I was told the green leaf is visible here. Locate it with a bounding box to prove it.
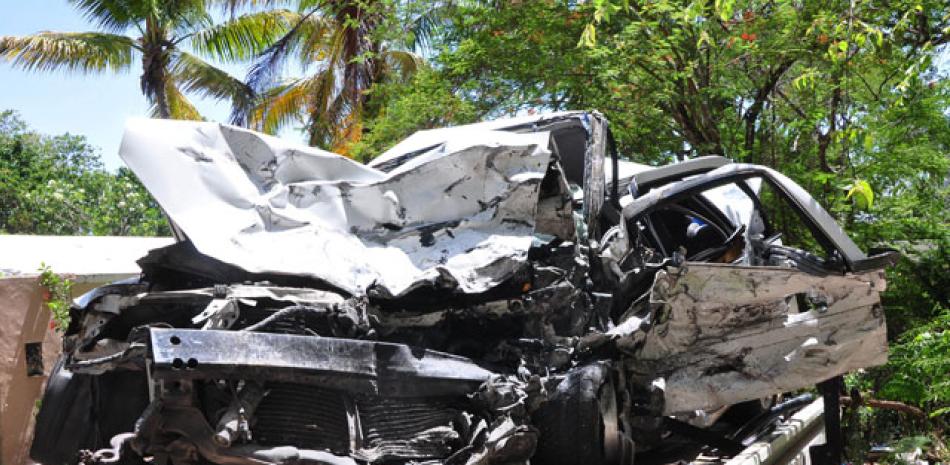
[593,0,622,23]
[846,179,874,210]
[696,30,712,49]
[929,406,949,419]
[578,23,597,48]
[793,69,818,89]
[715,0,735,22]
[39,263,73,332]
[827,43,840,61]
[863,133,875,152]
[838,40,849,52]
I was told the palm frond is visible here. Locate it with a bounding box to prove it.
[296,0,328,12]
[307,66,347,148]
[170,51,254,124]
[169,4,217,38]
[295,14,335,68]
[250,77,312,134]
[309,64,339,116]
[0,32,137,74]
[244,2,422,150]
[67,0,142,32]
[154,78,203,120]
[207,0,287,16]
[329,107,362,155]
[245,10,324,94]
[402,2,452,53]
[189,9,300,63]
[381,49,423,81]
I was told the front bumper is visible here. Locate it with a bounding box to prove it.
[149,328,494,398]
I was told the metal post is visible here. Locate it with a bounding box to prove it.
[810,376,844,465]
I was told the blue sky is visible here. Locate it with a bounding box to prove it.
[0,2,255,170]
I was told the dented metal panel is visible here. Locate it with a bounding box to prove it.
[120,119,552,298]
[367,111,583,171]
[632,263,887,414]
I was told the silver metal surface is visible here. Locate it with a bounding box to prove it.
[120,119,553,298]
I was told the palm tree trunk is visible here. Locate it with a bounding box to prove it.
[142,48,171,119]
[141,17,171,119]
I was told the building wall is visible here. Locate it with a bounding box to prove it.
[0,277,112,465]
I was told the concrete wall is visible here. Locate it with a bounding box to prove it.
[0,235,173,465]
[0,277,105,465]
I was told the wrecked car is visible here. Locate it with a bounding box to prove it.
[31,112,897,465]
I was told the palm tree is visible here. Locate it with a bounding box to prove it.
[0,0,296,120]
[240,0,423,152]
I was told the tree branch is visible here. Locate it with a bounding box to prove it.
[775,87,808,119]
[840,396,926,418]
[817,83,841,173]
[744,58,795,155]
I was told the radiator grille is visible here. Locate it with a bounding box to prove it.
[251,383,461,462]
[357,398,460,461]
[253,383,350,454]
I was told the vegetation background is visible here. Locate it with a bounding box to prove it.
[1,0,947,460]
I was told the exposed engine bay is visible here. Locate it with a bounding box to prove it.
[31,112,898,465]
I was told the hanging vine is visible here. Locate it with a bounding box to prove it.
[38,264,73,332]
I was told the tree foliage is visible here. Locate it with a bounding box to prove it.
[349,68,479,161]
[0,110,169,236]
[237,0,424,153]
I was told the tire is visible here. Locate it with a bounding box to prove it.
[30,356,96,465]
[31,356,150,465]
[532,363,633,465]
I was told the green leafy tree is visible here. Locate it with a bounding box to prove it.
[349,68,479,161]
[0,0,294,119]
[0,110,169,236]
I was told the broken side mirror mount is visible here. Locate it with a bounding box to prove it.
[849,249,901,273]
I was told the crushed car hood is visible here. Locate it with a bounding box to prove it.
[119,118,552,298]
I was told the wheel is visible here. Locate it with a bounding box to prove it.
[31,356,96,465]
[31,356,149,465]
[532,363,634,465]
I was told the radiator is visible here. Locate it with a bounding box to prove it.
[252,383,461,462]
